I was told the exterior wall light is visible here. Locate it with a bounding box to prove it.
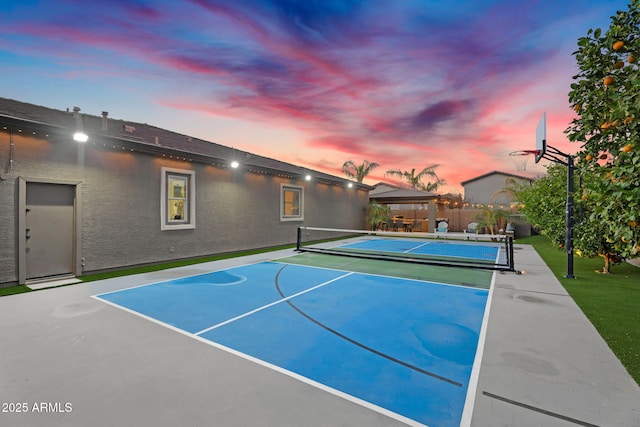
[305,174,312,181]
[230,161,239,168]
[72,106,88,143]
[73,132,88,142]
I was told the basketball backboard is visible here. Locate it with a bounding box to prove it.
[535,112,546,163]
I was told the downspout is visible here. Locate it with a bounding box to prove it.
[0,128,14,180]
[8,128,14,173]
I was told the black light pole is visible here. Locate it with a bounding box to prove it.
[542,146,576,279]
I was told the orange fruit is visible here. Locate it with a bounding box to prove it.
[613,41,624,51]
[585,154,593,161]
[581,194,588,201]
[621,144,634,152]
[628,54,635,63]
[603,76,614,86]
[614,61,624,69]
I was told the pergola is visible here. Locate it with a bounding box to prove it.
[369,187,452,232]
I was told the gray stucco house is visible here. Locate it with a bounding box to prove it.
[461,171,532,208]
[0,97,370,286]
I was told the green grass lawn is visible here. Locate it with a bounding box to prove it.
[520,235,640,386]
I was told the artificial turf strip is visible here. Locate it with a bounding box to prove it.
[0,285,32,297]
[522,235,640,386]
[77,244,296,282]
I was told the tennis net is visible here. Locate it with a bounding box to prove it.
[296,227,516,272]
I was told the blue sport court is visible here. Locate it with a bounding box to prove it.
[95,236,497,427]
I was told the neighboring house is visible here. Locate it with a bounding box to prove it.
[461,171,532,208]
[368,182,400,196]
[0,98,370,286]
[461,171,535,237]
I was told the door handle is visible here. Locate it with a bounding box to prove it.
[26,228,31,239]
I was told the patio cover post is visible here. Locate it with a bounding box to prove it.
[428,200,437,233]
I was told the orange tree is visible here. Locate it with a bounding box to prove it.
[566,0,640,267]
[516,164,624,273]
[516,164,569,246]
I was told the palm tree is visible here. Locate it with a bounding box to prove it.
[475,206,510,235]
[342,160,380,183]
[385,164,445,191]
[366,201,391,230]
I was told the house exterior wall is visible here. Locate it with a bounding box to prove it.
[0,174,15,283]
[0,132,368,285]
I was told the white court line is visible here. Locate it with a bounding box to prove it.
[91,292,427,426]
[189,333,430,427]
[91,262,493,427]
[402,241,432,253]
[193,271,354,336]
[459,270,497,426]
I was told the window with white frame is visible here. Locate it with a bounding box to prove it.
[161,167,196,230]
[280,184,303,221]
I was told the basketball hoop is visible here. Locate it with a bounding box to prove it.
[509,150,539,171]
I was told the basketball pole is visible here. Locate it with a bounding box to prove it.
[541,145,576,279]
[565,153,575,279]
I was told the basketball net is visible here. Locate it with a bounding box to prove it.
[509,150,539,171]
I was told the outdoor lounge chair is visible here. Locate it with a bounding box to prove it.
[436,221,449,237]
[465,222,480,240]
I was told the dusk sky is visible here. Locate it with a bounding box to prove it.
[0,0,630,194]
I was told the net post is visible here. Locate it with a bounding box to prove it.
[296,227,302,252]
[507,235,515,272]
